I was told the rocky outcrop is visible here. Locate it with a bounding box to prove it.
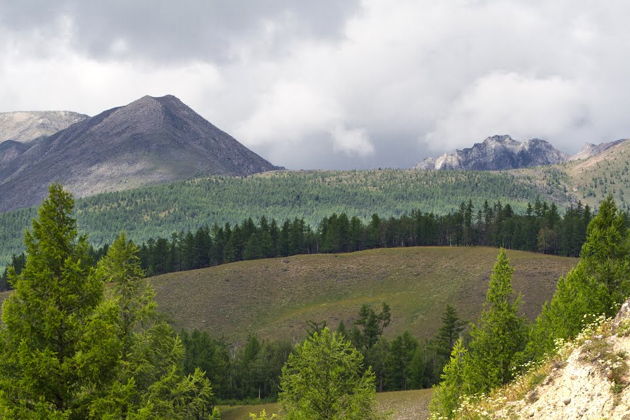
[487,299,630,419]
[416,135,567,171]
[0,111,87,143]
[0,95,280,212]
[569,139,628,161]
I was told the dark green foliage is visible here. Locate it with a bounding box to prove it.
[0,198,595,281]
[462,250,528,393]
[0,184,112,418]
[351,303,391,353]
[180,330,293,402]
[525,195,630,361]
[0,168,576,267]
[279,328,378,420]
[0,186,215,418]
[431,305,466,377]
[429,250,527,418]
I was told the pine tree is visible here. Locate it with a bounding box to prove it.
[92,233,216,418]
[461,249,527,394]
[433,305,465,359]
[280,328,377,420]
[0,184,120,418]
[428,338,468,419]
[93,232,155,356]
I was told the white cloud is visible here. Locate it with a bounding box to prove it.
[425,72,587,150]
[331,125,374,156]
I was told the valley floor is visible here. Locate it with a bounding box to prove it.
[220,388,433,420]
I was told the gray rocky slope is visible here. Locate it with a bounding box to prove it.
[416,135,567,170]
[569,138,628,161]
[0,111,88,143]
[0,95,279,212]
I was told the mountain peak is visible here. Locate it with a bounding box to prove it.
[416,135,567,170]
[0,96,279,212]
[483,134,516,144]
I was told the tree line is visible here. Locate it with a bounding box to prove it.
[0,198,595,290]
[138,199,593,277]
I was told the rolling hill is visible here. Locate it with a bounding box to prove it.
[148,246,577,344]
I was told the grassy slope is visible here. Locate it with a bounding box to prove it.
[150,246,577,344]
[220,389,433,420]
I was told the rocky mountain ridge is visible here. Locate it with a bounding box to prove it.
[417,135,628,171]
[568,138,628,161]
[0,95,279,212]
[416,135,567,171]
[0,110,88,143]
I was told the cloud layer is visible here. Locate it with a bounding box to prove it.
[1,0,630,169]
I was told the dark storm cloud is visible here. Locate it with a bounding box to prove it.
[0,0,360,62]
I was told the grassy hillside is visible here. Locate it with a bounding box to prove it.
[0,168,575,267]
[149,246,576,344]
[221,389,433,420]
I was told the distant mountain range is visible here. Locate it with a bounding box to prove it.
[416,135,626,171]
[0,95,279,212]
[0,111,88,143]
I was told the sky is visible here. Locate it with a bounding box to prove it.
[1,0,630,170]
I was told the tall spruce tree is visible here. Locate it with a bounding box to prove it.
[0,184,120,418]
[91,232,215,418]
[432,305,465,377]
[462,249,527,394]
[0,186,215,418]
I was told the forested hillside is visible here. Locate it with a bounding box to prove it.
[0,169,574,267]
[1,139,628,269]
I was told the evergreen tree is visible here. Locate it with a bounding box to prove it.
[351,302,391,353]
[526,196,630,360]
[0,184,119,418]
[429,339,468,419]
[433,305,465,360]
[462,250,527,394]
[279,328,377,420]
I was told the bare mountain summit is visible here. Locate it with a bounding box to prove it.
[0,110,87,143]
[0,95,279,212]
[416,135,567,170]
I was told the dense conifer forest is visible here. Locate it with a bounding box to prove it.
[1,199,594,289]
[0,169,575,267]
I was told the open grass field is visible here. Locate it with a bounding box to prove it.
[220,388,433,420]
[150,246,577,344]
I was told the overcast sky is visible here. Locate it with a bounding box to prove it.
[1,0,630,169]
